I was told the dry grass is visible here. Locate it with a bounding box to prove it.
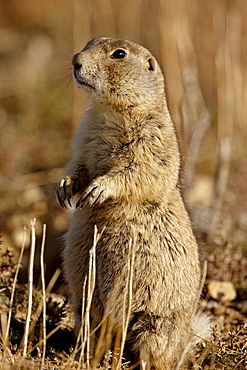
[0,223,247,369]
[0,0,247,369]
[0,225,134,369]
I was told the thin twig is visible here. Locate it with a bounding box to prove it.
[26,324,63,356]
[174,341,192,370]
[40,224,47,370]
[45,268,61,294]
[22,219,36,357]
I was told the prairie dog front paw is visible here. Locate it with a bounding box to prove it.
[56,176,81,208]
[76,178,115,208]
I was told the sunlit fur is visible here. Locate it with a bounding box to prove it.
[57,37,200,369]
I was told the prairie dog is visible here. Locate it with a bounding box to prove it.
[56,37,200,369]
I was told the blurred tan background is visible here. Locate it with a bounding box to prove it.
[0,0,246,282]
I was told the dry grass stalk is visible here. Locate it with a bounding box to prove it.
[77,276,89,367]
[2,226,26,359]
[115,238,135,370]
[40,224,46,370]
[27,268,61,340]
[92,236,137,370]
[69,276,87,368]
[45,268,61,295]
[175,341,192,370]
[78,225,97,368]
[67,225,100,368]
[1,223,62,367]
[92,313,109,368]
[85,226,97,368]
[22,219,37,357]
[24,268,61,356]
[0,313,7,349]
[26,323,63,357]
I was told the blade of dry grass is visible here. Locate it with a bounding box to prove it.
[27,267,61,339]
[78,225,97,368]
[67,225,104,369]
[69,276,87,368]
[40,224,46,370]
[24,268,61,358]
[2,226,26,359]
[26,323,63,357]
[86,225,97,367]
[0,313,8,348]
[92,313,109,368]
[115,237,135,370]
[22,219,36,357]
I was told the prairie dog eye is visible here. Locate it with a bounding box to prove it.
[111,49,127,60]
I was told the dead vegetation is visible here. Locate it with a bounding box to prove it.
[0,0,247,368]
[0,221,246,369]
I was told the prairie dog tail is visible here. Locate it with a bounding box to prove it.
[191,309,212,346]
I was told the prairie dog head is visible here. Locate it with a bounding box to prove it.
[72,37,166,110]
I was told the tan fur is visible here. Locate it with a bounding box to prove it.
[56,37,200,369]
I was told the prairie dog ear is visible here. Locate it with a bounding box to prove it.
[147,57,156,71]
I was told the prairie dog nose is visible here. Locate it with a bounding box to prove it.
[72,53,82,70]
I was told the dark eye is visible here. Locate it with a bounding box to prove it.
[111,49,126,60]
